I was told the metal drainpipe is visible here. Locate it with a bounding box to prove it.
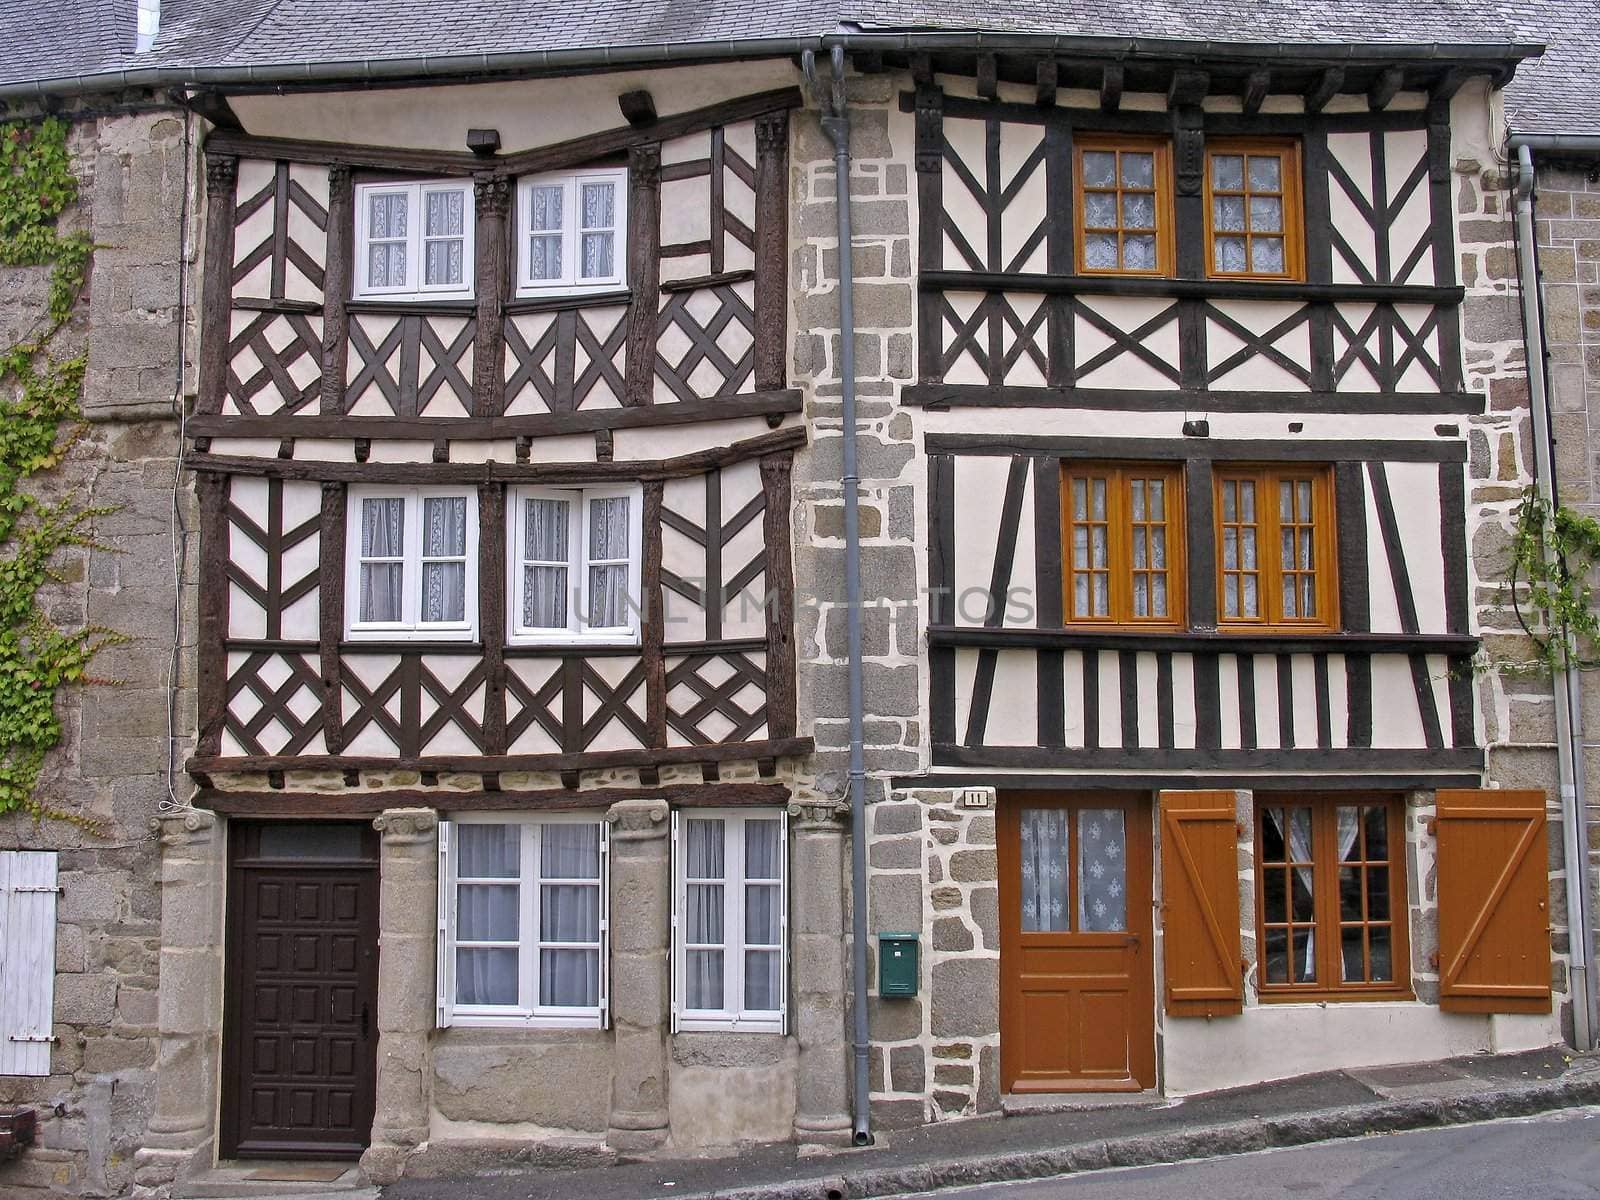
[804,44,874,1147]
[1513,141,1596,1051]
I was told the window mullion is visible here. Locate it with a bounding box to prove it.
[729,817,746,1024]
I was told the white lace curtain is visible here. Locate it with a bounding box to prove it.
[421,496,466,623]
[359,497,405,622]
[1020,809,1069,932]
[684,819,726,1010]
[743,820,781,1012]
[586,496,630,627]
[580,181,615,278]
[523,497,570,629]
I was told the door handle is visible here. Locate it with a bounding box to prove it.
[360,1003,370,1040]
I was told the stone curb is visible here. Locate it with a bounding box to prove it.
[691,1070,1600,1200]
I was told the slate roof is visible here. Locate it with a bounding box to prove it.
[3,0,1594,135]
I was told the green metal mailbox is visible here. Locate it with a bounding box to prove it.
[877,932,919,997]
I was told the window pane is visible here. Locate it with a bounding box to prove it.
[1214,194,1246,232]
[1339,865,1363,923]
[1082,151,1116,187]
[542,823,601,879]
[1261,808,1288,862]
[745,883,780,945]
[1342,926,1366,984]
[1120,152,1154,187]
[1072,524,1088,568]
[581,232,614,280]
[686,950,724,1010]
[529,233,563,280]
[1212,154,1245,190]
[1292,929,1317,983]
[362,497,405,557]
[526,497,570,561]
[525,565,568,628]
[1084,192,1118,228]
[456,947,517,1005]
[530,184,563,231]
[1263,868,1287,922]
[458,823,519,877]
[687,818,725,876]
[687,883,724,942]
[1019,808,1069,932]
[1122,192,1155,230]
[370,192,407,239]
[359,562,403,622]
[256,825,365,859]
[458,884,518,940]
[1264,931,1289,984]
[1362,805,1389,861]
[424,238,464,286]
[745,819,781,879]
[1084,232,1118,269]
[540,948,598,1007]
[367,241,406,288]
[540,884,599,941]
[1214,236,1247,272]
[581,182,615,229]
[1251,237,1286,273]
[424,496,467,557]
[1249,195,1284,233]
[745,949,781,1011]
[587,564,628,627]
[1368,924,1394,982]
[1124,234,1157,270]
[589,496,630,559]
[1248,154,1282,191]
[1077,808,1127,932]
[426,189,464,237]
[421,561,465,622]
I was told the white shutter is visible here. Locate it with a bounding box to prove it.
[778,816,790,1037]
[598,820,611,1029]
[0,851,58,1076]
[435,821,453,1029]
[669,809,680,1034]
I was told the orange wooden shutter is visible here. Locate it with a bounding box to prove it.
[1436,789,1552,1014]
[1160,790,1243,1016]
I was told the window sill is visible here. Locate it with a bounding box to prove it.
[676,1016,784,1034]
[447,1014,605,1030]
[506,288,632,314]
[345,628,479,644]
[1254,988,1415,1006]
[506,633,642,649]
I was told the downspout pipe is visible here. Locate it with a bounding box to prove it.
[1513,140,1597,1051]
[804,44,873,1147]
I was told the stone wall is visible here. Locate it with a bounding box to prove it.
[0,104,196,1198]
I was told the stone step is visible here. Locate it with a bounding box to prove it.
[172,1162,372,1199]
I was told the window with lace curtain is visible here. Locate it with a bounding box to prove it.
[353,180,475,300]
[1255,796,1410,1000]
[1204,139,1305,280]
[508,484,641,644]
[345,486,478,640]
[672,810,787,1033]
[515,169,628,296]
[435,814,608,1029]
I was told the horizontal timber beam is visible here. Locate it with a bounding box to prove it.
[926,626,1478,656]
[902,384,1480,416]
[923,433,1467,463]
[920,270,1464,306]
[899,771,1485,792]
[188,424,807,482]
[187,390,802,443]
[198,782,792,815]
[187,735,814,778]
[930,745,1484,772]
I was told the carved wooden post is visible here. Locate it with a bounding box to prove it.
[479,483,508,754]
[473,173,511,418]
[197,154,237,417]
[914,87,945,387]
[195,470,230,758]
[642,480,667,748]
[753,110,790,392]
[624,143,662,407]
[319,480,346,753]
[760,451,797,738]
[321,162,353,414]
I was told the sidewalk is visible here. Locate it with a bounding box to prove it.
[381,1047,1600,1200]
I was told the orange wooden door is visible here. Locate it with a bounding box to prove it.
[998,793,1154,1093]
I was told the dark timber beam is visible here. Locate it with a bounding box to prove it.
[1100,64,1124,113]
[1368,67,1405,112]
[1168,69,1210,108]
[1035,59,1059,108]
[852,50,885,75]
[618,89,657,126]
[1242,69,1270,116]
[1431,68,1471,102]
[911,52,934,87]
[976,54,999,100]
[1305,67,1346,113]
[182,89,241,130]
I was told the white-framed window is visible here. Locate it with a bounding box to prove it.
[508,484,641,645]
[515,169,627,296]
[672,810,787,1033]
[353,180,475,300]
[346,486,479,640]
[436,814,609,1029]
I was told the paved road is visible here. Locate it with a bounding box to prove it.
[916,1108,1600,1200]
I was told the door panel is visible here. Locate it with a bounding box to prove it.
[999,793,1154,1093]
[223,823,380,1159]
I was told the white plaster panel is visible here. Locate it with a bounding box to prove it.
[955,648,979,743]
[1097,650,1121,750]
[1363,470,1403,634]
[1063,650,1085,748]
[951,456,1012,626]
[1326,132,1376,285]
[1204,300,1312,392]
[1327,653,1350,750]
[506,659,563,755]
[1170,653,1197,750]
[941,117,988,271]
[1073,297,1181,389]
[1135,651,1159,749]
[1217,654,1241,750]
[1331,303,1383,392]
[941,291,989,385]
[998,124,1047,274]
[613,417,772,461]
[984,650,1038,746]
[1290,653,1319,749]
[1252,655,1281,751]
[1368,655,1426,748]
[1385,461,1447,633]
[1395,304,1443,391]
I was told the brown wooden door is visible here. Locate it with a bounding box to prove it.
[222,823,380,1159]
[998,793,1154,1093]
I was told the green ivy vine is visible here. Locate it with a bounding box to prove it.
[0,115,126,823]
[1506,484,1600,673]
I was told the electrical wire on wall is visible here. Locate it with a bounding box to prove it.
[159,104,195,814]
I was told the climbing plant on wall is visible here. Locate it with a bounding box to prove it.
[0,115,126,822]
[1505,484,1600,673]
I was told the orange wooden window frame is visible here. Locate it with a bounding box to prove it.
[1203,137,1306,281]
[1073,135,1176,277]
[1061,463,1186,630]
[1254,795,1411,1002]
[1213,465,1337,632]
